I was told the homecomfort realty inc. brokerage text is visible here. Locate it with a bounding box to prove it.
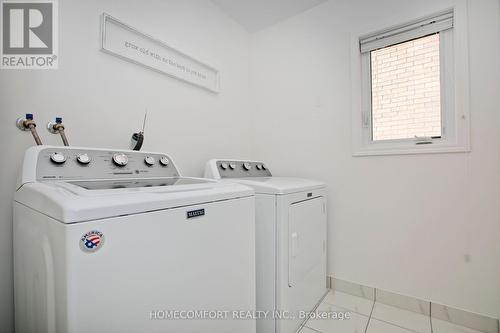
[149,309,352,321]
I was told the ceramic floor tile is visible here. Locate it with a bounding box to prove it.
[305,302,369,333]
[298,326,321,333]
[432,318,488,333]
[371,302,431,333]
[322,290,374,316]
[367,318,417,333]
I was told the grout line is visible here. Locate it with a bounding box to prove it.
[303,326,322,333]
[320,299,369,318]
[370,292,424,333]
[368,317,421,333]
[363,287,376,333]
[319,291,372,318]
[300,291,330,333]
[305,298,373,333]
[369,306,430,333]
[429,302,433,333]
[364,296,376,333]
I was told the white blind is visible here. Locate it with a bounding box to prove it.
[359,10,453,53]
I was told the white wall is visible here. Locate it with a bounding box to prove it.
[0,0,252,331]
[250,0,500,318]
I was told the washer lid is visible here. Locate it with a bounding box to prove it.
[228,177,325,195]
[14,177,254,223]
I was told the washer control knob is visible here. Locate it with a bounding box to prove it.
[112,153,128,167]
[76,153,91,165]
[256,164,263,170]
[144,156,155,166]
[220,162,229,170]
[159,156,169,166]
[50,152,66,164]
[243,162,252,171]
[229,163,236,170]
[262,164,267,170]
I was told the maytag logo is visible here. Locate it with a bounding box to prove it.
[1,0,58,69]
[186,208,205,219]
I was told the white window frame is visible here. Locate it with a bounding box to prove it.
[351,6,471,156]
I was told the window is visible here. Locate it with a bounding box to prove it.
[352,8,470,156]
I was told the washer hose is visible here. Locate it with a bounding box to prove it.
[28,123,43,145]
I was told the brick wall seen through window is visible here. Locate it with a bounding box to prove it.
[370,34,442,141]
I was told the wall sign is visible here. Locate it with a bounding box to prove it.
[100,13,220,93]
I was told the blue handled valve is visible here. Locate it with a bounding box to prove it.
[16,113,43,145]
[47,117,69,146]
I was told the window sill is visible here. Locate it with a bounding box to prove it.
[352,142,470,157]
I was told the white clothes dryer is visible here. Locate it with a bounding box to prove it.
[205,159,328,333]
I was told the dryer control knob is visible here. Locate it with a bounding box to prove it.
[229,163,236,170]
[76,153,91,165]
[144,156,155,166]
[220,162,229,170]
[112,153,128,167]
[243,162,252,171]
[261,164,267,170]
[50,152,66,164]
[256,164,262,170]
[159,156,169,166]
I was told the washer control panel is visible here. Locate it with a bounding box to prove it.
[216,160,271,178]
[35,147,179,181]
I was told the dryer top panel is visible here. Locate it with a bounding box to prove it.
[229,177,325,195]
[204,159,325,195]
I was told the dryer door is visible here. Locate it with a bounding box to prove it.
[288,196,326,287]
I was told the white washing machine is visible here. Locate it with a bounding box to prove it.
[14,146,256,333]
[205,160,327,333]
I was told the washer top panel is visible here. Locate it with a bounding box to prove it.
[30,146,180,182]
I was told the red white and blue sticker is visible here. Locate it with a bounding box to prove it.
[79,230,105,253]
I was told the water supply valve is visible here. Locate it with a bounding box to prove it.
[47,117,69,146]
[47,117,64,133]
[16,114,43,145]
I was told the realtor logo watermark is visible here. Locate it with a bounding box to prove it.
[1,0,58,69]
